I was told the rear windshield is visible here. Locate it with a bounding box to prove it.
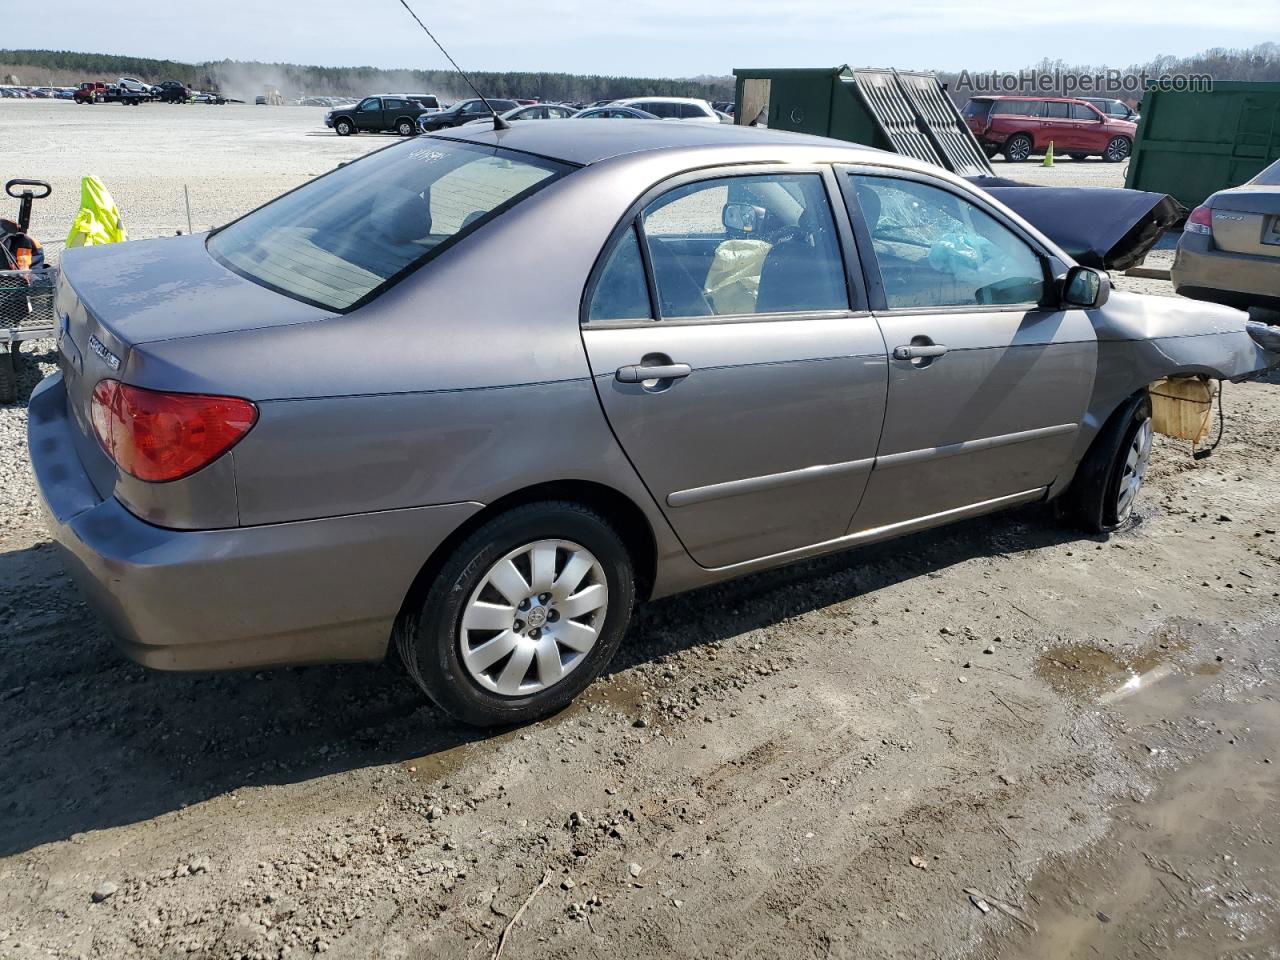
[208,139,571,311]
[1253,158,1280,186]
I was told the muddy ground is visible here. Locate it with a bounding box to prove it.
[1,102,1278,960]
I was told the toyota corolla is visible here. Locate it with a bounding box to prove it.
[28,121,1280,726]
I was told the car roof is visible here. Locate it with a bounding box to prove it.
[617,96,710,104]
[974,95,1089,103]
[430,118,881,166]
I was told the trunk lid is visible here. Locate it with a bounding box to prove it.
[1210,188,1280,259]
[54,234,331,502]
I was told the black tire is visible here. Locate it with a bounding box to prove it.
[1061,393,1153,534]
[398,501,636,728]
[981,143,999,159]
[396,118,415,136]
[1103,136,1131,163]
[1003,133,1034,162]
[0,348,16,404]
[334,117,354,136]
[1069,153,1089,161]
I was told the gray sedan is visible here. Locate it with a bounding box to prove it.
[29,121,1280,726]
[1173,157,1280,310]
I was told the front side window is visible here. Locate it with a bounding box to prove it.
[209,139,572,311]
[1070,102,1098,120]
[357,97,380,112]
[678,103,708,118]
[638,173,848,318]
[850,175,1047,309]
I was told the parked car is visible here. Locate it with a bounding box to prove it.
[573,106,660,120]
[962,96,1137,162]
[612,96,720,122]
[72,82,108,104]
[326,95,441,136]
[416,98,520,132]
[154,80,191,103]
[30,123,1280,728]
[1081,96,1139,124]
[1172,157,1280,310]
[53,87,75,100]
[461,103,578,126]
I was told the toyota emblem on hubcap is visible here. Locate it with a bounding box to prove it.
[526,607,548,629]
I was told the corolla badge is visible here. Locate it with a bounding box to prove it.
[87,333,121,371]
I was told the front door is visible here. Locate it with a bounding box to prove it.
[354,97,383,131]
[838,168,1097,532]
[581,168,888,569]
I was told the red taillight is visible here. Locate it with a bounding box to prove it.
[1185,205,1213,236]
[90,379,257,483]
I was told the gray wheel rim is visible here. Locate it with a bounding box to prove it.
[1106,138,1130,161]
[460,539,608,697]
[1008,137,1031,161]
[1116,419,1153,520]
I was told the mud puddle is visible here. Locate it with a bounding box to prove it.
[986,623,1280,959]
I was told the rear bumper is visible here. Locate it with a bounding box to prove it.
[28,373,483,671]
[1173,233,1280,309]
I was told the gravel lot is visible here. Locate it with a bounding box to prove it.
[1,100,1278,960]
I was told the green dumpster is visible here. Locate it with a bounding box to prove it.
[732,65,993,177]
[1125,81,1280,209]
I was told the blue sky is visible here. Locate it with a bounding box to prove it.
[5,0,1273,75]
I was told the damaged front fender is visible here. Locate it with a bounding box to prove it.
[1050,291,1280,495]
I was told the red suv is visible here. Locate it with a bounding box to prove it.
[962,96,1137,163]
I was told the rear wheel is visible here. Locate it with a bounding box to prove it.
[1003,133,1033,162]
[1103,136,1131,162]
[398,502,635,727]
[1062,393,1153,533]
[396,118,415,136]
[334,117,353,136]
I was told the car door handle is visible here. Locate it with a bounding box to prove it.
[893,344,948,361]
[615,363,692,383]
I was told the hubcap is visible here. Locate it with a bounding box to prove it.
[460,539,608,697]
[1116,419,1153,521]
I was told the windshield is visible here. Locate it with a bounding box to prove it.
[209,139,571,311]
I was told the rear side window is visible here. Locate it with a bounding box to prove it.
[209,139,572,311]
[639,173,847,318]
[962,100,992,118]
[385,99,404,111]
[640,102,678,118]
[991,100,1036,116]
[588,226,652,321]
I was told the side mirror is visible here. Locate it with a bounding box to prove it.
[1062,265,1109,309]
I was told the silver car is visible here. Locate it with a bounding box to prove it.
[1172,157,1280,311]
[29,121,1280,726]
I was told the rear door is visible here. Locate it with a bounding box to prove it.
[580,167,888,569]
[838,167,1096,531]
[1037,101,1074,151]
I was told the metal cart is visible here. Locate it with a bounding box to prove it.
[1,179,58,403]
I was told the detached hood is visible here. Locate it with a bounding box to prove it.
[969,177,1185,272]
[60,233,332,347]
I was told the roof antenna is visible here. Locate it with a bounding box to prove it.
[395,0,509,130]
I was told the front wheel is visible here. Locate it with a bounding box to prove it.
[334,118,353,136]
[1062,393,1153,533]
[398,502,635,727]
[1003,133,1034,162]
[1103,136,1131,162]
